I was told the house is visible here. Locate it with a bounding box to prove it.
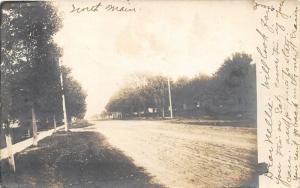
[109,112,123,119]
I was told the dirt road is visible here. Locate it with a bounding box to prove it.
[1,120,257,188]
[92,120,257,188]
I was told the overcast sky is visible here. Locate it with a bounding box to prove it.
[54,0,256,117]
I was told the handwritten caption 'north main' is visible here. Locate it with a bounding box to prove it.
[70,1,136,14]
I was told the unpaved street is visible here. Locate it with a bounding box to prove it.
[1,120,257,188]
[92,120,257,188]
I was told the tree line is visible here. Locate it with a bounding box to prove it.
[1,2,86,170]
[105,53,256,120]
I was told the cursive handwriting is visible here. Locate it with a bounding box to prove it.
[70,2,136,14]
[255,0,300,187]
[254,1,289,19]
[70,3,102,13]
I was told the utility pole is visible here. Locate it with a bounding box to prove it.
[161,85,165,118]
[162,57,173,119]
[59,59,69,131]
[162,88,165,118]
[167,77,173,118]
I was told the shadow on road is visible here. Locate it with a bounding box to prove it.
[1,131,163,188]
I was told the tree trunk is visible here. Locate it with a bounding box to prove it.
[27,128,31,137]
[4,123,16,172]
[53,114,56,132]
[32,106,38,146]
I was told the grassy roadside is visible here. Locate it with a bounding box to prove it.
[1,129,163,188]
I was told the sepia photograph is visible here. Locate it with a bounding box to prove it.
[0,0,299,188]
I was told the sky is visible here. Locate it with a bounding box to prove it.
[53,0,256,118]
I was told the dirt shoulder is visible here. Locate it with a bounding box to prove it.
[1,130,163,188]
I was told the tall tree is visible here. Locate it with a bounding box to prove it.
[213,53,255,116]
[105,53,256,120]
[63,67,87,121]
[1,1,62,170]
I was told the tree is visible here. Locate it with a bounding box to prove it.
[1,1,62,170]
[105,73,169,118]
[105,53,256,120]
[212,53,256,116]
[63,67,87,121]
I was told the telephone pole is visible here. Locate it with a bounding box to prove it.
[59,59,69,131]
[167,77,173,118]
[162,56,173,119]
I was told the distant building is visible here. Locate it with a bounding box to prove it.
[109,112,123,119]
